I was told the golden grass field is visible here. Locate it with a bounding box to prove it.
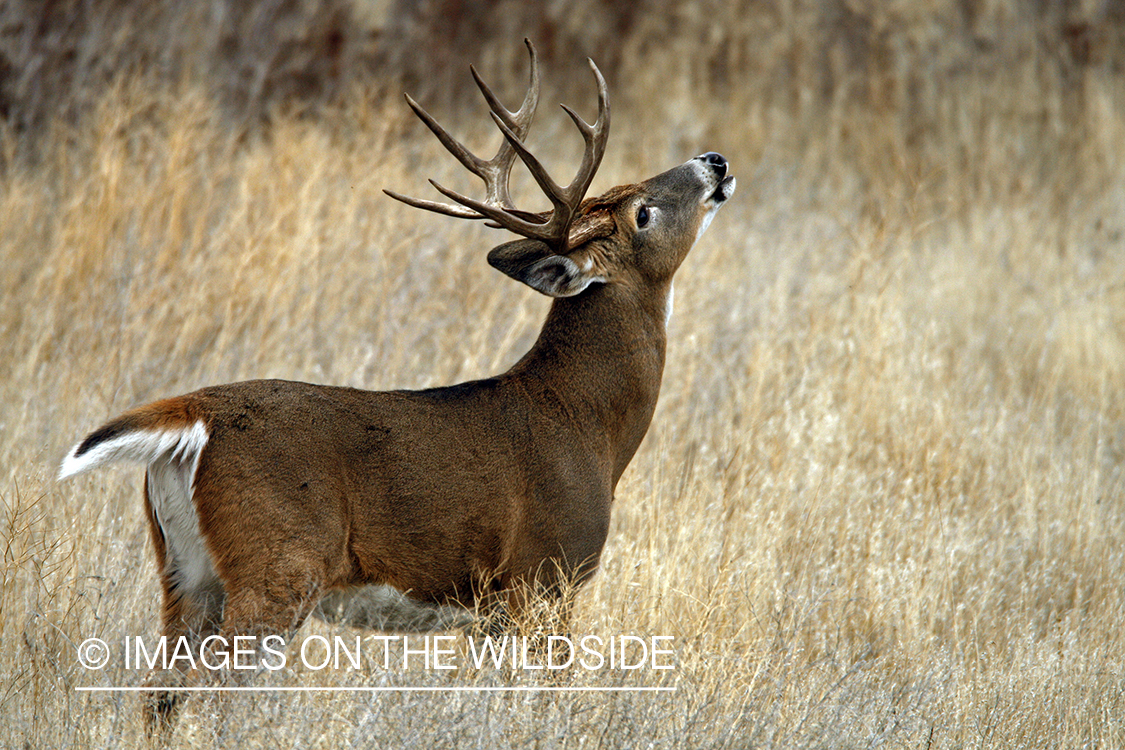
[3,1,1125,747]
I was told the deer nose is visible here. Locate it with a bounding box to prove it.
[698,152,727,178]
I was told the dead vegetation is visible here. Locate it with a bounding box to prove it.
[2,1,1124,747]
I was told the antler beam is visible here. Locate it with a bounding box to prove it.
[385,39,610,252]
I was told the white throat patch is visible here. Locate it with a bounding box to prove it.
[694,207,719,247]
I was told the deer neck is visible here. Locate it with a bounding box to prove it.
[506,281,671,484]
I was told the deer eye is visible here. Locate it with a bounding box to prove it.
[636,205,650,228]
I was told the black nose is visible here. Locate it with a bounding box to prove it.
[700,151,727,177]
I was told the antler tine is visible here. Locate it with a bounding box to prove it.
[381,188,483,219]
[385,42,611,253]
[386,40,541,219]
[471,38,540,139]
[403,94,488,175]
[478,57,611,250]
[559,58,611,210]
[427,179,554,238]
[468,39,540,208]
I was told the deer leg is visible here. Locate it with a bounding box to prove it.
[142,478,225,740]
[145,581,225,739]
[213,562,326,676]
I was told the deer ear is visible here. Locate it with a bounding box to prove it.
[487,240,605,298]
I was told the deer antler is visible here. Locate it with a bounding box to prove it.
[385,39,611,253]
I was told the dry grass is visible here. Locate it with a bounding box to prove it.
[3,2,1125,747]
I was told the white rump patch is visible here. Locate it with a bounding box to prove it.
[59,422,218,594]
[147,448,218,595]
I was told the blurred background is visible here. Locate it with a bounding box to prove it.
[3,0,1122,182]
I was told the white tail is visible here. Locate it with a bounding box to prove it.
[60,40,735,733]
[59,421,207,481]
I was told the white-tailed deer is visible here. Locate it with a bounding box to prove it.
[59,40,734,729]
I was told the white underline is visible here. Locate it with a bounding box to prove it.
[77,686,675,693]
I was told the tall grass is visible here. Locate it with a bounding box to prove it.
[2,1,1124,747]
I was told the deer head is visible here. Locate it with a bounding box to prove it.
[386,39,735,301]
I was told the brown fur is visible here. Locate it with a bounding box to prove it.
[65,152,733,734]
